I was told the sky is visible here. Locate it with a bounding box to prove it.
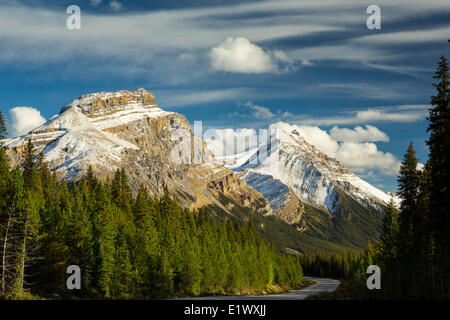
[0,0,449,192]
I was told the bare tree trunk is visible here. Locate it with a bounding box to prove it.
[1,213,11,295]
[18,218,29,296]
[1,201,15,296]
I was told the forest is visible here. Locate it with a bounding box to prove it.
[0,55,447,301]
[301,56,449,300]
[0,138,303,299]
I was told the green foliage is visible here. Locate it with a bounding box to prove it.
[0,142,303,299]
[427,55,450,299]
[303,55,450,300]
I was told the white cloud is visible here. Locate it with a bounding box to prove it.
[330,125,389,143]
[301,59,314,67]
[109,0,123,11]
[270,122,400,176]
[210,37,276,74]
[334,142,400,175]
[9,107,46,137]
[203,128,258,158]
[289,125,339,155]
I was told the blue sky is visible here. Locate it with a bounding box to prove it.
[0,0,449,192]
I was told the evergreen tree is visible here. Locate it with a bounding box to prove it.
[378,199,400,298]
[427,55,450,299]
[0,151,305,299]
[396,142,420,298]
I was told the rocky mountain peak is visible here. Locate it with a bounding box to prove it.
[230,121,398,217]
[60,88,157,117]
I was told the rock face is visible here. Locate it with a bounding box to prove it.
[3,89,270,214]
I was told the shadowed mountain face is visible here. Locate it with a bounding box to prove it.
[2,89,395,252]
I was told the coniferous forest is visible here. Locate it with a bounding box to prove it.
[301,56,450,300]
[0,139,303,299]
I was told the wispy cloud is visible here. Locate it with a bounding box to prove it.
[0,2,336,65]
[240,102,276,119]
[297,105,429,126]
[311,82,427,100]
[353,26,450,45]
[109,1,123,12]
[90,0,102,7]
[1,0,447,74]
[157,88,247,107]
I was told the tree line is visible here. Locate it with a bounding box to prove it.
[0,132,303,299]
[301,56,450,300]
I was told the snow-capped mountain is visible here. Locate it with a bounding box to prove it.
[3,89,270,213]
[4,89,163,179]
[2,89,398,251]
[229,122,398,219]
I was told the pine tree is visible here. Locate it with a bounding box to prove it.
[396,142,420,298]
[427,55,450,299]
[379,199,400,298]
[415,161,433,298]
[23,138,36,188]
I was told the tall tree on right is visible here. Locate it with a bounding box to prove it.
[396,141,420,298]
[427,55,450,299]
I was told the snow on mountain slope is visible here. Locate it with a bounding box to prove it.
[2,89,272,216]
[230,122,398,216]
[4,102,141,179]
[2,89,170,180]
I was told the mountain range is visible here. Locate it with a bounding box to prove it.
[2,89,399,254]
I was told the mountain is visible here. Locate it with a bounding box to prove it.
[229,121,397,216]
[3,89,270,214]
[225,121,399,249]
[2,89,397,253]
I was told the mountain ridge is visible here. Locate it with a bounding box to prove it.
[2,88,397,252]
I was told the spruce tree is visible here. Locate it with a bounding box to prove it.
[379,199,400,298]
[427,55,450,299]
[397,142,420,298]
